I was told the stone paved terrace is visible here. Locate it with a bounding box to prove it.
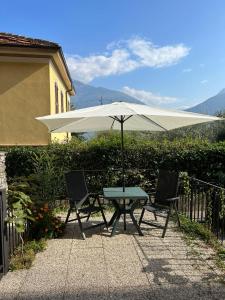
[0,212,224,300]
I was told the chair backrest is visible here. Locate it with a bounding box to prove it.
[155,170,179,206]
[65,170,88,205]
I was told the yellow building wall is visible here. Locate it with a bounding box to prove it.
[0,61,51,145]
[49,63,71,142]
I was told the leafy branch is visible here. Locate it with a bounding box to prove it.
[6,189,34,263]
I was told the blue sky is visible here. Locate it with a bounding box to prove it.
[1,0,225,108]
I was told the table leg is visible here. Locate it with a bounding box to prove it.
[111,212,121,236]
[108,210,118,227]
[108,199,120,227]
[130,211,144,236]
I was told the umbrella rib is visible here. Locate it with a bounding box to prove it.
[124,115,133,122]
[140,115,168,131]
[110,115,133,123]
[110,116,122,122]
[110,118,116,129]
[49,119,84,132]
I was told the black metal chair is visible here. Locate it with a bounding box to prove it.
[139,170,180,238]
[65,170,108,239]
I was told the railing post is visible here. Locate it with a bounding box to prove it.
[212,190,220,239]
[190,178,193,221]
[0,189,9,276]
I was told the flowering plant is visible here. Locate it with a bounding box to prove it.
[29,203,65,239]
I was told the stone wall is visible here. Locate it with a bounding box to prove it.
[0,152,7,189]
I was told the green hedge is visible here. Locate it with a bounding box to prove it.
[4,134,225,197]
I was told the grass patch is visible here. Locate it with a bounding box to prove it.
[9,239,47,271]
[53,203,70,214]
[177,214,225,271]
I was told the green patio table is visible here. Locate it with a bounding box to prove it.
[103,187,149,236]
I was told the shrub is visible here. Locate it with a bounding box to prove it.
[29,203,65,239]
[9,239,46,271]
[7,178,65,241]
[4,134,225,202]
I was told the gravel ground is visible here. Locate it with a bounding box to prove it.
[0,211,224,300]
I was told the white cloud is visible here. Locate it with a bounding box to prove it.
[182,68,192,73]
[66,37,190,83]
[127,38,190,68]
[66,49,138,83]
[122,86,178,106]
[201,79,208,84]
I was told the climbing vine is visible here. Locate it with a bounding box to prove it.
[181,172,191,197]
[219,188,225,219]
[206,188,213,227]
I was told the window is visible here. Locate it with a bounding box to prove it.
[61,92,64,113]
[66,92,70,111]
[55,83,59,113]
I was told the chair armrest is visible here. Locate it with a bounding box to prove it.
[165,197,179,202]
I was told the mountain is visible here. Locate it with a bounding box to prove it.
[187,88,225,115]
[71,81,225,115]
[71,80,144,108]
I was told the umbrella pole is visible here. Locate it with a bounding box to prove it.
[120,116,125,192]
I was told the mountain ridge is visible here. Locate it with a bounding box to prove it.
[71,80,144,109]
[71,80,225,115]
[187,89,225,115]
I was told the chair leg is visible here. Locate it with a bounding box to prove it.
[86,212,91,222]
[76,211,86,240]
[65,207,72,223]
[162,206,171,238]
[153,212,157,221]
[86,198,96,221]
[139,208,145,225]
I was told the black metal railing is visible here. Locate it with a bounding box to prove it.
[178,176,225,244]
[1,188,30,278]
[7,208,29,256]
[0,189,9,275]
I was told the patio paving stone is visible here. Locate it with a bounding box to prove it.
[0,211,224,299]
[0,270,27,300]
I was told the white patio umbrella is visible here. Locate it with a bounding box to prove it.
[36,101,220,191]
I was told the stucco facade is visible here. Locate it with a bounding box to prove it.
[49,62,71,142]
[0,33,74,145]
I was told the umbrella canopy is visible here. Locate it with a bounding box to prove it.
[37,101,220,191]
[37,101,220,133]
